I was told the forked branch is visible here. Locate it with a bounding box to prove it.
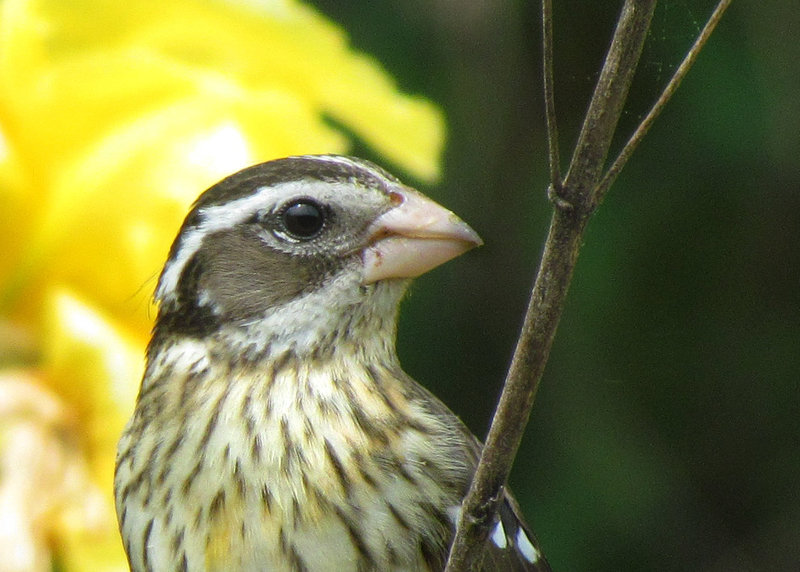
[444,1,732,570]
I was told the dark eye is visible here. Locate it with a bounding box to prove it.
[281,199,325,239]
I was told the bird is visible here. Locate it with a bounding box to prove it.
[114,154,550,571]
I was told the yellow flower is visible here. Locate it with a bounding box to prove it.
[0,0,445,569]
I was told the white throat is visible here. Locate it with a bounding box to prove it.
[216,275,409,363]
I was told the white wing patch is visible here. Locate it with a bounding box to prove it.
[448,501,543,566]
[490,520,508,549]
[516,527,541,564]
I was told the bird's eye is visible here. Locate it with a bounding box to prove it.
[281,199,325,240]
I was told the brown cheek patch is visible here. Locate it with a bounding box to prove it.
[198,228,314,323]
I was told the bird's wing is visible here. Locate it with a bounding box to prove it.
[479,488,552,571]
[399,373,552,571]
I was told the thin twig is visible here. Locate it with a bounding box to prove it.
[562,0,657,208]
[542,0,562,191]
[444,2,656,570]
[444,1,730,570]
[594,0,733,205]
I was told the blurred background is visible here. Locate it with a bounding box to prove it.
[0,0,797,570]
[311,1,800,570]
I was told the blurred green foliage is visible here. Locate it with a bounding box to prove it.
[313,1,799,570]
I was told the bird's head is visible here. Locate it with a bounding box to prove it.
[151,155,481,360]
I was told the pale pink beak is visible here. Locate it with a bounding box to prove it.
[362,187,482,284]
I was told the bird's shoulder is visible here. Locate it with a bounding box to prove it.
[394,370,551,571]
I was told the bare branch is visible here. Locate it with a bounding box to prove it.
[445,1,731,570]
[562,0,657,210]
[594,0,733,205]
[445,2,656,570]
[542,0,562,191]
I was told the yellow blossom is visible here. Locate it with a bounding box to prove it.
[0,0,445,569]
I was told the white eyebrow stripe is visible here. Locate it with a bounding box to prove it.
[300,154,372,172]
[154,156,394,304]
[156,180,308,303]
[516,527,540,563]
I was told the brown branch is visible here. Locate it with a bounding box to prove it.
[445,2,656,569]
[542,0,562,192]
[444,0,729,569]
[594,0,733,205]
[561,0,657,209]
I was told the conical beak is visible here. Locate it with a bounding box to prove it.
[362,187,482,284]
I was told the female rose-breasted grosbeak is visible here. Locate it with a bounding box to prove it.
[115,155,550,571]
